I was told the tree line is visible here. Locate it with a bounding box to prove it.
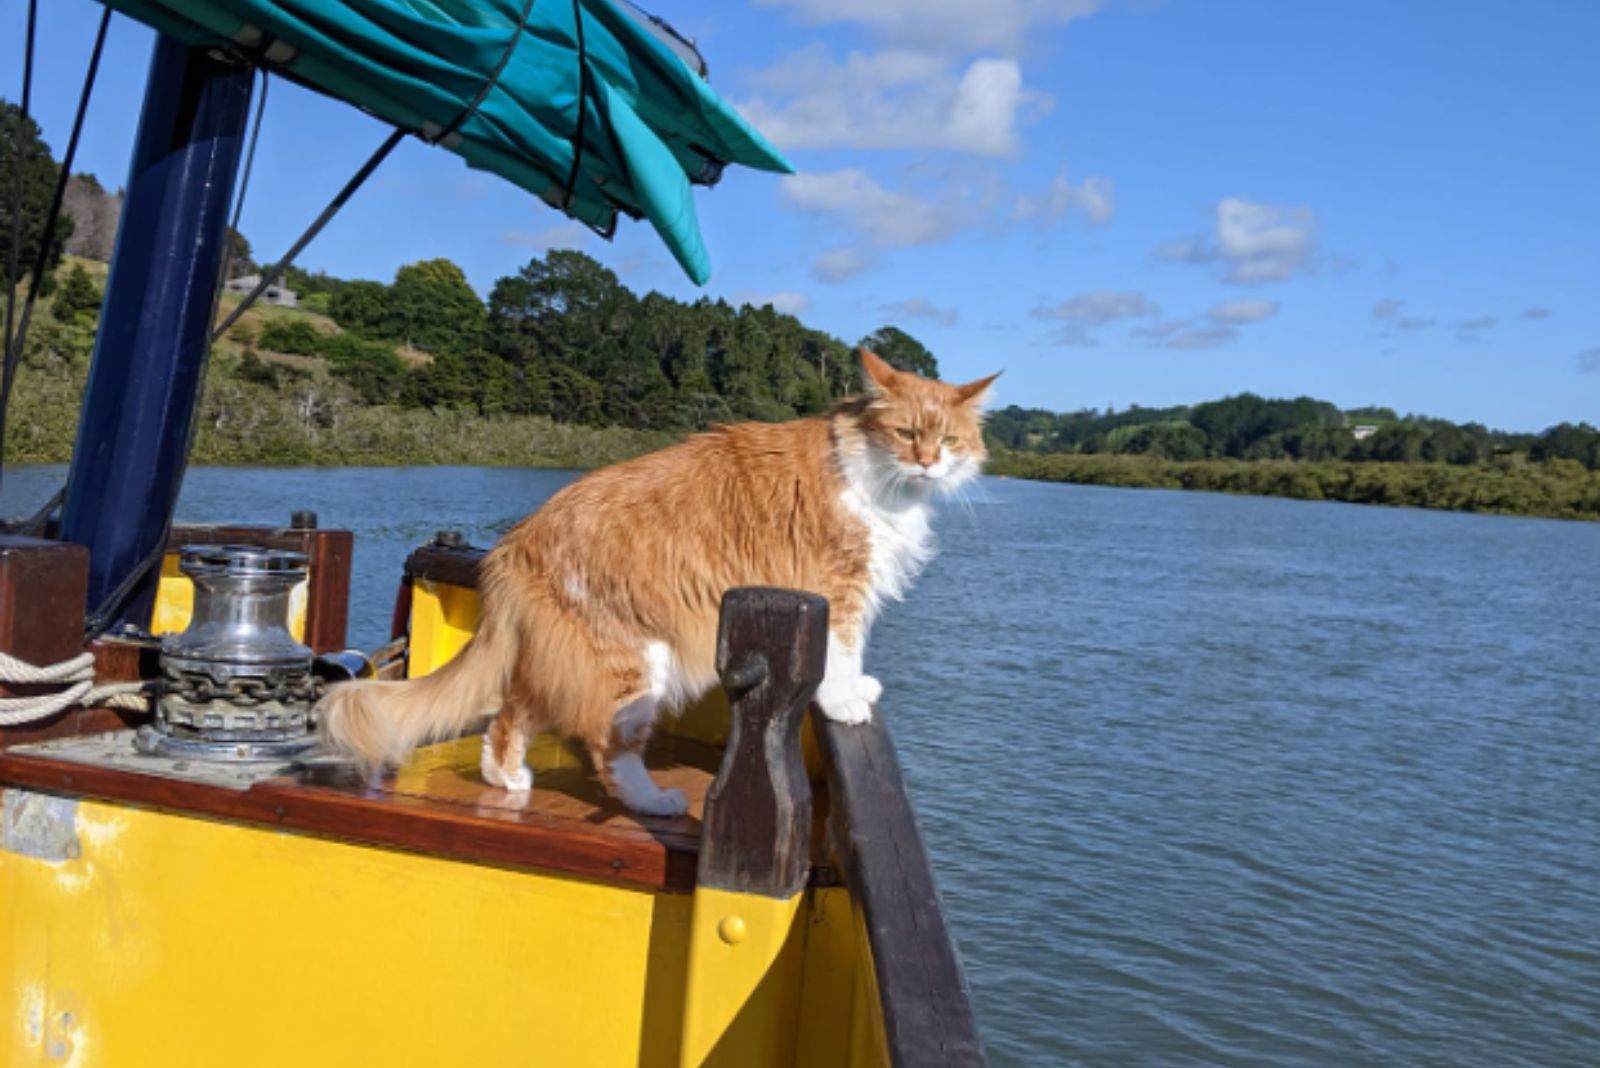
[988,452,1600,522]
[987,395,1600,472]
[239,252,939,431]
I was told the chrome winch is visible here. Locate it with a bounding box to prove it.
[134,544,322,761]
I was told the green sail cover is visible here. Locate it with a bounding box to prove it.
[95,0,792,283]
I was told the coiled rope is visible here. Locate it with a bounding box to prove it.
[0,650,153,726]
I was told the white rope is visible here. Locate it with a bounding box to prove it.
[0,650,94,683]
[0,650,154,726]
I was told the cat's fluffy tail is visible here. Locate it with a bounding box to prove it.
[318,617,512,774]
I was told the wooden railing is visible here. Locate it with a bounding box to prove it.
[702,587,987,1066]
[815,709,986,1066]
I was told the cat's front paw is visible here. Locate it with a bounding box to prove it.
[819,695,874,726]
[854,675,883,704]
[629,787,689,818]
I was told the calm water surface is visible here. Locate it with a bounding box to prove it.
[5,466,1597,1066]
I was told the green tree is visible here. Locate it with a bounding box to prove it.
[52,263,101,319]
[330,280,390,336]
[320,333,406,404]
[383,258,485,355]
[257,319,323,356]
[489,250,634,374]
[1,100,73,290]
[222,227,255,277]
[859,325,939,378]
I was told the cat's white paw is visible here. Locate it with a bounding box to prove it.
[855,675,883,704]
[629,787,689,818]
[820,695,874,725]
[483,760,534,793]
[481,735,533,792]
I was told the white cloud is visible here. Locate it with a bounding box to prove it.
[1161,325,1238,350]
[1207,299,1279,324]
[882,297,960,327]
[1034,290,1157,326]
[945,59,1029,157]
[1372,297,1405,320]
[1578,348,1600,374]
[754,0,1102,54]
[732,290,813,315]
[1523,306,1551,320]
[501,223,591,250]
[1456,315,1497,331]
[780,169,964,249]
[812,246,875,284]
[738,51,1042,157]
[1215,198,1318,283]
[1033,290,1157,347]
[1131,318,1239,350]
[1014,171,1115,224]
[1158,198,1319,284]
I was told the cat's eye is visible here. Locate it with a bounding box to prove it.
[893,427,916,441]
[940,435,958,446]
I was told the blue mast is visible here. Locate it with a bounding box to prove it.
[59,37,253,631]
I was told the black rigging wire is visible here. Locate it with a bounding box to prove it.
[562,0,591,210]
[214,69,269,307]
[2,0,38,398]
[211,128,405,344]
[0,8,112,506]
[215,0,539,340]
[429,0,536,146]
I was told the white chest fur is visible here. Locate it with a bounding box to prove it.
[839,452,935,623]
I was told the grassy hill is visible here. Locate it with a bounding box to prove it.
[4,258,675,469]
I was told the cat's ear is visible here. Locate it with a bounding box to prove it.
[955,370,1002,408]
[859,348,899,394]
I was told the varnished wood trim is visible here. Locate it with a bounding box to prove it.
[0,539,105,748]
[0,749,699,892]
[405,544,486,590]
[0,535,88,682]
[302,530,353,652]
[817,711,987,1066]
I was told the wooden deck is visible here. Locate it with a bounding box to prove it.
[0,726,720,892]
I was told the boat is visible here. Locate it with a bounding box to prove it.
[0,3,985,1064]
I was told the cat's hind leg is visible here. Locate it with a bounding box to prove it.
[480,704,533,793]
[589,694,688,817]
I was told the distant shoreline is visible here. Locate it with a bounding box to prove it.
[987,451,1600,523]
[12,422,1598,523]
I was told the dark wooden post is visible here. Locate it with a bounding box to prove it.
[0,536,96,747]
[697,587,828,898]
[0,536,88,681]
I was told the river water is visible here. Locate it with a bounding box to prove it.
[5,465,1597,1066]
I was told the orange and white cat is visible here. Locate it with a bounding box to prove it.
[320,349,998,815]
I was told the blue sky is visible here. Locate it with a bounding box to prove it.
[8,0,1599,430]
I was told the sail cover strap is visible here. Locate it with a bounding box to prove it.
[426,0,538,148]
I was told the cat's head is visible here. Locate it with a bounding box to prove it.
[854,348,1000,493]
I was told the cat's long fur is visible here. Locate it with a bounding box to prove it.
[319,350,997,815]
